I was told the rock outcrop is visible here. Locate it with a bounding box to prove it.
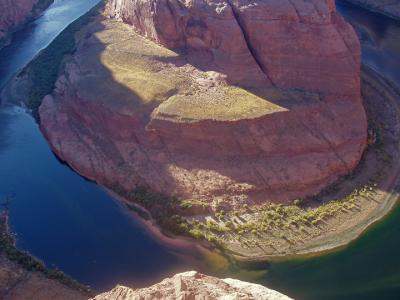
[343,0,400,20]
[39,0,367,206]
[0,0,52,48]
[92,271,293,300]
[0,255,88,300]
[0,214,89,300]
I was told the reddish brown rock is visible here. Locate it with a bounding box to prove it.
[39,0,367,207]
[91,271,293,300]
[0,255,87,300]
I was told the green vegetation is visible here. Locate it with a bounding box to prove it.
[0,212,91,294]
[20,1,104,116]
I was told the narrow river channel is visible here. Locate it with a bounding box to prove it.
[0,0,399,299]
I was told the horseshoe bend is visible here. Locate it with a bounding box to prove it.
[40,0,367,204]
[16,0,400,258]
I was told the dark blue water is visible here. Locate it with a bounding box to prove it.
[1,0,400,298]
[337,0,400,85]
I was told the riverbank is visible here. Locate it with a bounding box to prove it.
[342,0,400,21]
[0,212,92,299]
[0,0,54,50]
[0,1,103,113]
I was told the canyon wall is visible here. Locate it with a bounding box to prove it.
[92,271,293,300]
[0,0,52,48]
[39,0,367,206]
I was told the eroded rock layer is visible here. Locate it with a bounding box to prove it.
[39,0,367,206]
[91,271,293,300]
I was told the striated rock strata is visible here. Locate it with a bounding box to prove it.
[0,0,53,48]
[39,0,367,206]
[92,271,293,300]
[343,0,400,20]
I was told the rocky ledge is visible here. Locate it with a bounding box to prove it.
[92,271,293,300]
[343,0,400,20]
[39,0,367,208]
[0,0,53,49]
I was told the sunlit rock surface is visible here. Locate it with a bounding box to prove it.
[92,271,293,300]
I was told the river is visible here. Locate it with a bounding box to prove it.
[0,0,399,299]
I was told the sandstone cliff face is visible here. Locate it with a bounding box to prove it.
[0,0,51,48]
[92,271,293,300]
[39,0,367,206]
[343,0,400,20]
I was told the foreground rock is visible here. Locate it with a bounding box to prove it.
[343,0,400,20]
[92,271,293,300]
[0,255,88,300]
[39,0,367,207]
[0,0,53,48]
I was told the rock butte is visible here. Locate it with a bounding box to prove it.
[39,0,367,206]
[92,271,293,300]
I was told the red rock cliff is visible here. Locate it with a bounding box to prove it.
[39,0,367,206]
